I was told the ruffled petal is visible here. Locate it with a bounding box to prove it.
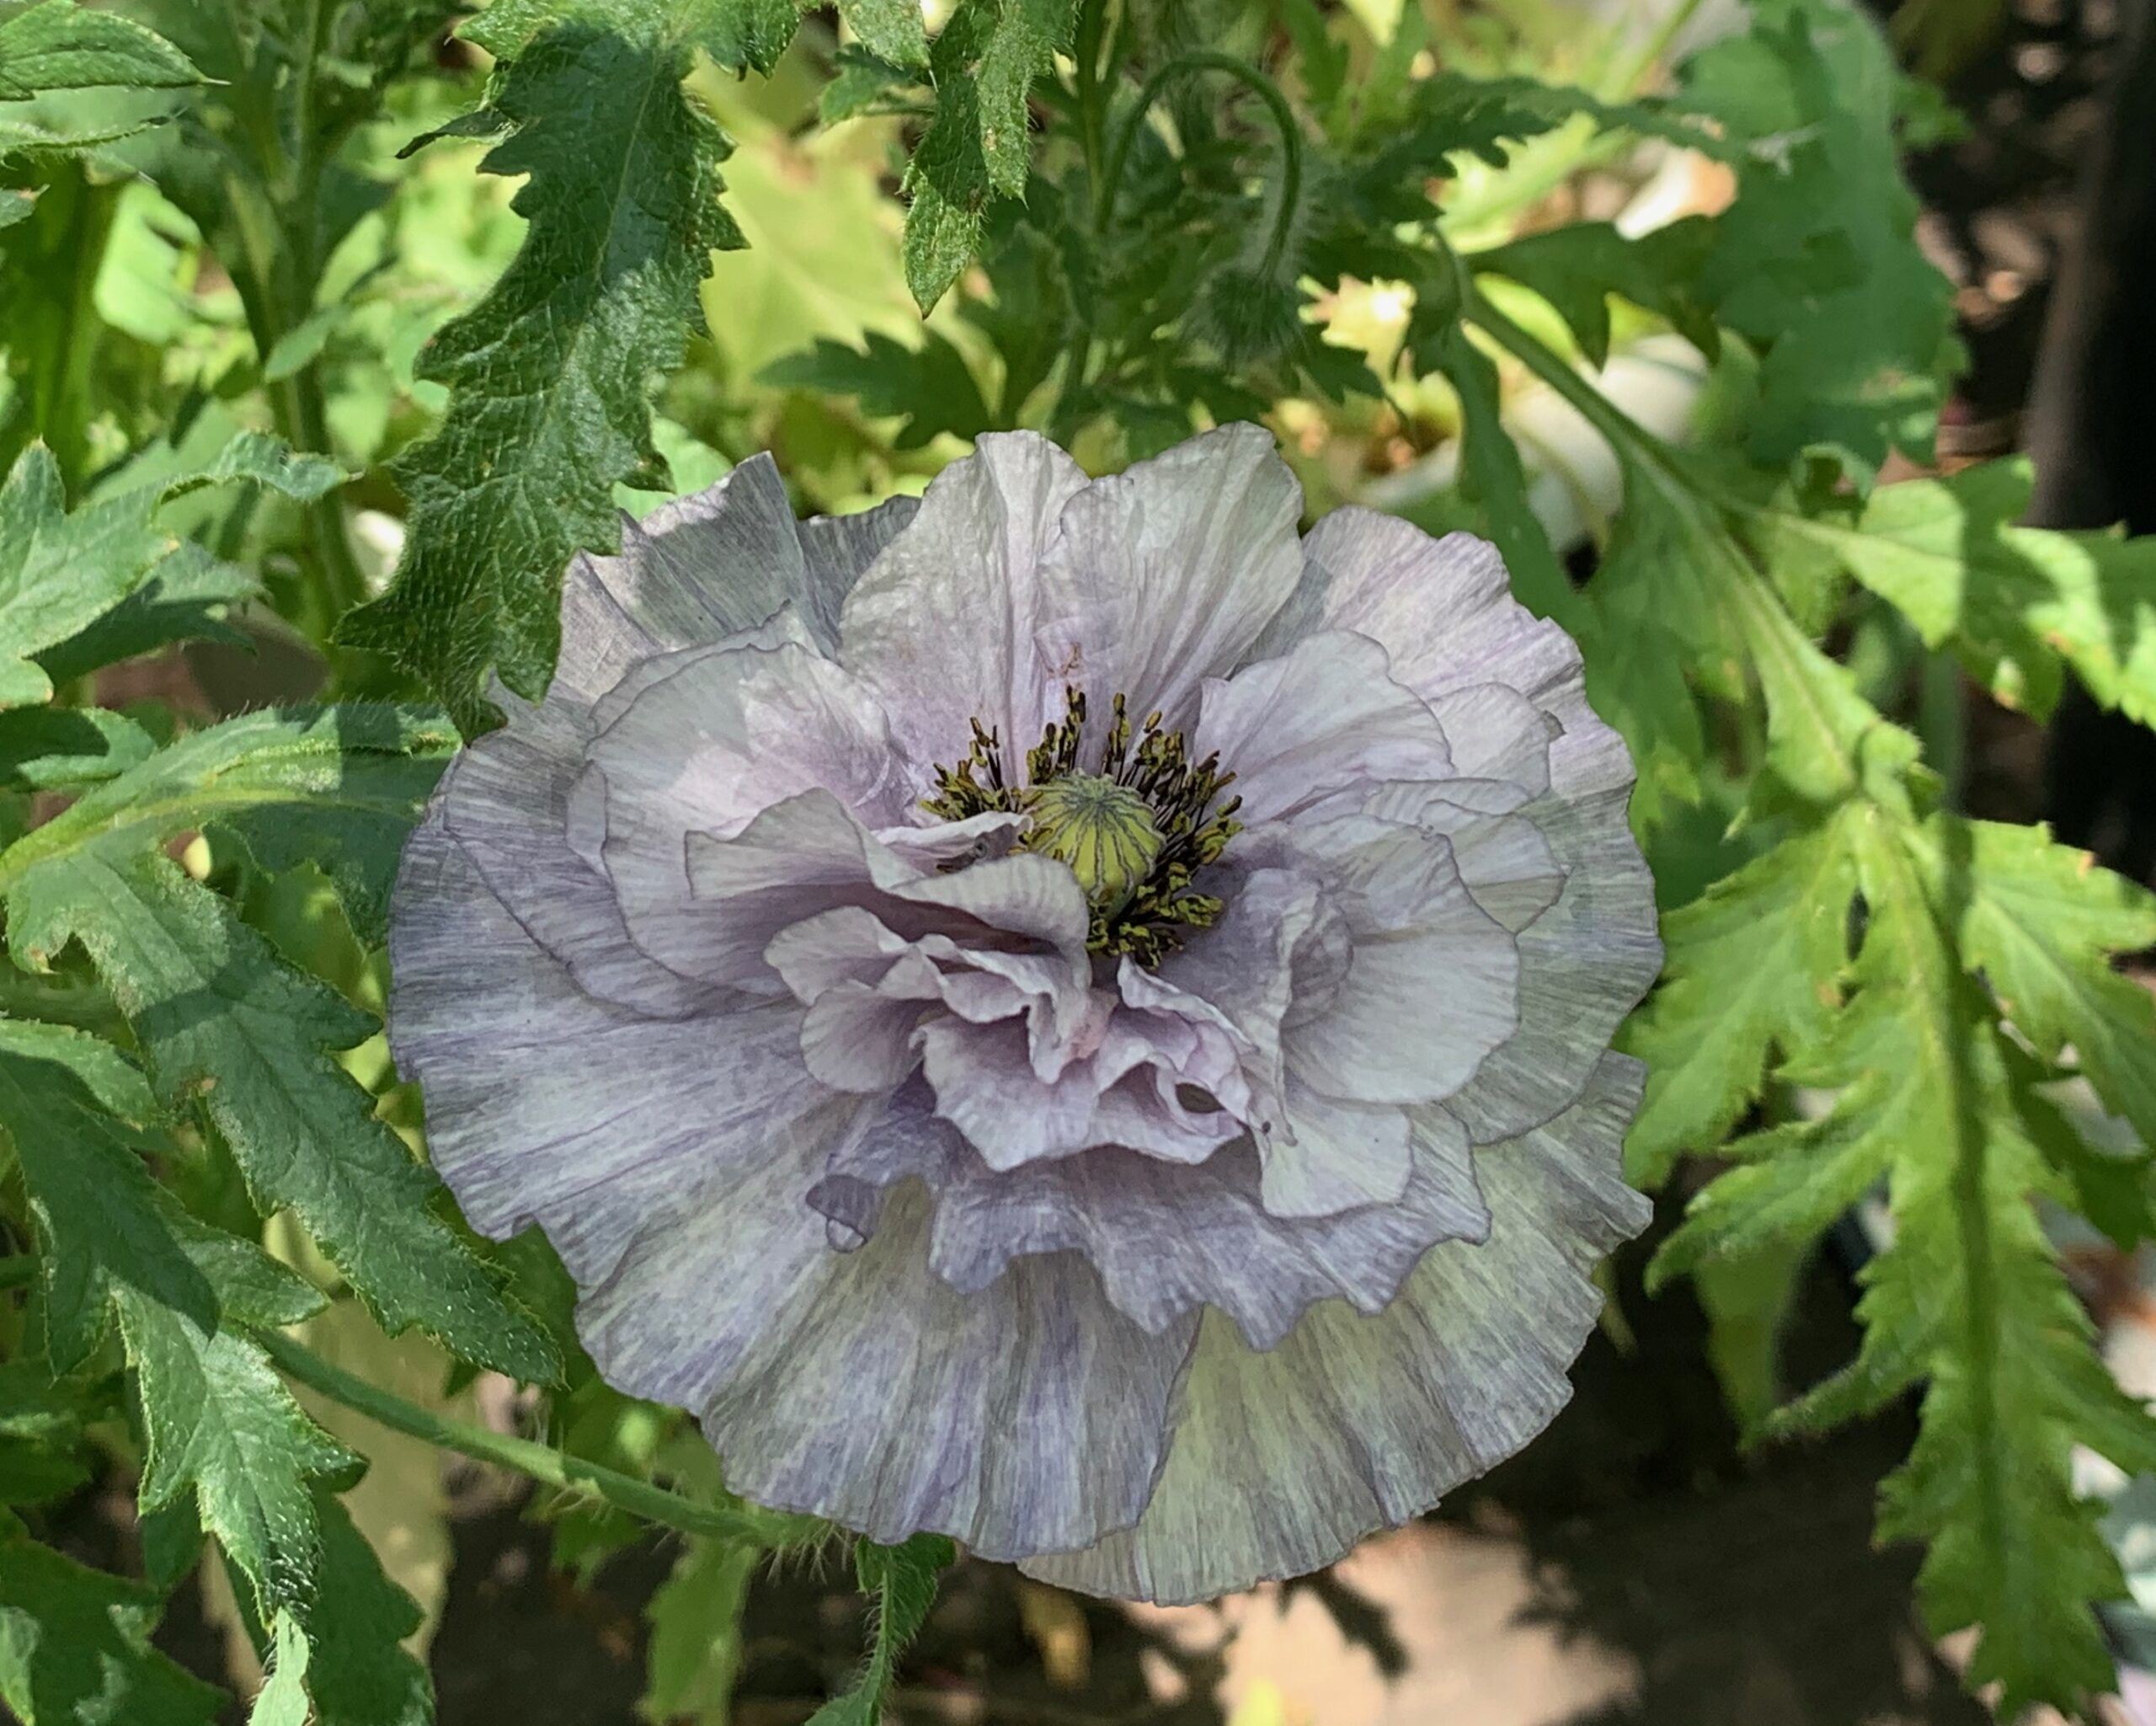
[588,1181,1201,1560]
[1287,510,1662,1137]
[798,494,922,649]
[1035,423,1304,728]
[1017,1053,1651,1604]
[839,432,1088,768]
[396,815,1197,1563]
[1241,815,1518,1109]
[1193,632,1453,826]
[585,644,912,986]
[825,1083,1488,1349]
[597,455,809,653]
[387,813,851,1291]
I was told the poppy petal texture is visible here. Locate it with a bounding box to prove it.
[387,427,1663,1598]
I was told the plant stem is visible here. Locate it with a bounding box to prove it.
[1097,51,1304,275]
[258,1329,826,1550]
[0,1255,37,1292]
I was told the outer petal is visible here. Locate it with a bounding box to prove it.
[587,1181,1199,1560]
[1017,1053,1651,1604]
[433,465,915,1018]
[387,812,851,1291]
[1034,423,1305,728]
[839,432,1088,769]
[1288,510,1662,1138]
[825,1084,1489,1350]
[1193,632,1454,826]
[584,645,911,987]
[392,814,1193,1563]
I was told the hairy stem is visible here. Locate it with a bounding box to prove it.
[1097,51,1304,275]
[259,1328,826,1551]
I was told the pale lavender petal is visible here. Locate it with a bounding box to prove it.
[1034,423,1304,726]
[588,1180,1200,1560]
[1018,1055,1650,1604]
[1285,510,1662,1137]
[387,814,849,1290]
[825,1084,1488,1349]
[1443,744,1662,1142]
[839,432,1088,767]
[1423,683,1556,796]
[1351,787,1566,934]
[1193,632,1453,826]
[1260,1082,1414,1218]
[587,644,912,986]
[1242,815,1519,1109]
[798,493,922,648]
[600,455,808,649]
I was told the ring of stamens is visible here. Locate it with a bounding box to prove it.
[924,689,1243,963]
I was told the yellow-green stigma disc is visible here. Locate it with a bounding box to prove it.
[1022,774,1164,910]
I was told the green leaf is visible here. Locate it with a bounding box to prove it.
[3,705,456,940]
[338,6,747,730]
[36,541,257,686]
[0,443,176,708]
[1680,0,1956,473]
[125,1293,358,1619]
[0,436,350,705]
[1787,457,2156,724]
[1470,218,1721,370]
[900,0,1077,310]
[298,1491,432,1726]
[0,1018,216,1372]
[3,841,558,1383]
[1932,820,2156,1146]
[1700,810,2156,1718]
[809,1534,956,1726]
[1621,817,1858,1186]
[0,0,203,99]
[762,329,991,450]
[641,1536,757,1725]
[836,0,928,71]
[0,705,155,790]
[0,1520,225,1726]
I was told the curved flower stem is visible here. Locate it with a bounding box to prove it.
[1096,51,1304,275]
[258,1329,825,1550]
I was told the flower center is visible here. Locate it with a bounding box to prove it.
[923,688,1243,963]
[1022,775,1162,907]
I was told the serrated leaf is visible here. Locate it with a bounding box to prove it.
[124,1296,358,1617]
[0,0,203,99]
[809,1534,955,1726]
[298,1491,432,1726]
[900,0,1075,309]
[0,1520,225,1726]
[762,329,990,450]
[1681,0,1956,473]
[1788,457,2156,724]
[1622,818,1858,1186]
[0,705,155,789]
[36,540,257,685]
[1470,218,1720,370]
[1926,819,2156,1144]
[338,6,746,730]
[3,839,558,1383]
[836,0,927,71]
[0,1018,326,1368]
[4,705,455,939]
[1690,809,2156,1718]
[0,436,350,703]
